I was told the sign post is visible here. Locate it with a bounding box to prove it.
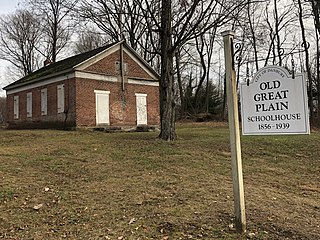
[240,65,310,135]
[222,30,246,233]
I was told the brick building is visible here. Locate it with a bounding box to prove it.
[3,41,160,129]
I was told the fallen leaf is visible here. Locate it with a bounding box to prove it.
[129,218,136,225]
[247,232,256,239]
[33,204,43,210]
[228,223,234,230]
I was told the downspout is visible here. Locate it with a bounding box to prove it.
[120,42,125,91]
[119,0,125,92]
[63,75,69,130]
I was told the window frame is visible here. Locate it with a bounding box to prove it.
[13,95,19,119]
[57,84,65,114]
[26,92,32,118]
[41,88,48,116]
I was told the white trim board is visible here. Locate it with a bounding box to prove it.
[6,71,117,95]
[128,78,159,86]
[6,73,75,95]
[75,71,118,82]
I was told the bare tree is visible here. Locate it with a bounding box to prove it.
[73,26,107,54]
[0,97,6,124]
[309,0,320,36]
[308,0,320,123]
[0,10,42,77]
[296,0,314,122]
[26,0,79,62]
[77,0,149,50]
[193,28,217,113]
[146,0,248,140]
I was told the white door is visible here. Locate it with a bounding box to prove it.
[135,93,147,125]
[95,90,110,125]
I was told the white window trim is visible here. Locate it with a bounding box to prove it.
[135,93,147,97]
[94,90,111,95]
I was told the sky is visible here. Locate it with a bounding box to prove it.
[0,0,21,15]
[0,0,22,96]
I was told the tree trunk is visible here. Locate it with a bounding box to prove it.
[159,0,176,141]
[221,74,227,120]
[175,50,185,117]
[297,0,313,123]
[311,0,320,124]
[316,30,320,124]
[274,0,282,66]
[247,0,259,71]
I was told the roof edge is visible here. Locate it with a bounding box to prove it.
[3,68,74,91]
[122,41,160,79]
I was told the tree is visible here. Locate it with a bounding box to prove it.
[296,0,314,122]
[152,0,248,140]
[159,0,175,140]
[0,10,42,77]
[26,0,78,62]
[73,26,107,54]
[77,0,149,50]
[192,29,217,113]
[308,0,320,124]
[0,97,6,124]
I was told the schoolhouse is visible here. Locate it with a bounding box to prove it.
[3,41,160,129]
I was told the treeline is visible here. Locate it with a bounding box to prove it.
[0,97,6,124]
[0,0,319,125]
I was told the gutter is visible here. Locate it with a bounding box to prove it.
[3,68,74,91]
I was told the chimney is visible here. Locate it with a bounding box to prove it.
[44,58,52,67]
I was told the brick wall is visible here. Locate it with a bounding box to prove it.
[85,50,154,80]
[6,44,160,129]
[76,47,160,127]
[75,78,159,127]
[6,79,76,129]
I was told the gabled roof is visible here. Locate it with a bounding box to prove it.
[4,41,159,91]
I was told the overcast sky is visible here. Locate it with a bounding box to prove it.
[0,0,21,15]
[0,0,22,96]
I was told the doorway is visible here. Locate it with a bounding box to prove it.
[95,90,110,125]
[135,93,147,125]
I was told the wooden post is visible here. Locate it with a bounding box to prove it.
[221,30,246,233]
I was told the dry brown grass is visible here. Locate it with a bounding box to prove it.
[0,123,319,239]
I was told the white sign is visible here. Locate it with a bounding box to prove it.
[240,65,310,135]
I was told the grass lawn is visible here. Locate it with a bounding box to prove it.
[0,122,319,239]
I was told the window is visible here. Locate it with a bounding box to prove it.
[41,88,47,116]
[115,61,128,74]
[26,92,32,118]
[13,95,19,119]
[57,84,65,113]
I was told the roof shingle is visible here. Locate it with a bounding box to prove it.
[4,43,116,90]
